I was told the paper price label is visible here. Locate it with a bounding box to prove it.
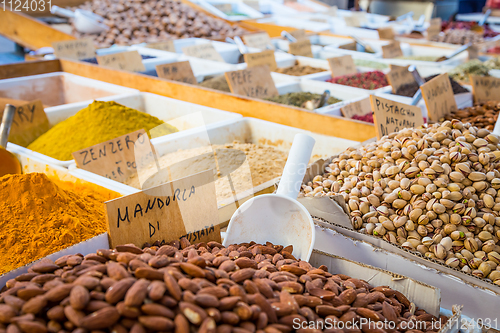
[105,170,220,248]
[156,61,197,85]
[378,27,395,40]
[214,3,233,12]
[427,18,442,40]
[386,65,416,93]
[381,41,403,59]
[52,38,96,60]
[242,32,272,50]
[328,55,356,77]
[471,75,500,103]
[339,41,357,51]
[182,43,225,62]
[370,95,424,139]
[420,73,457,122]
[0,99,49,147]
[344,15,361,27]
[145,40,176,52]
[340,97,371,118]
[468,45,479,60]
[244,50,278,71]
[326,5,338,16]
[289,39,313,57]
[225,65,279,99]
[289,29,307,40]
[97,50,146,72]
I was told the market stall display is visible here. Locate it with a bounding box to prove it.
[443,101,500,130]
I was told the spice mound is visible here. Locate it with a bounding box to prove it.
[27,101,176,161]
[395,55,439,62]
[484,57,500,70]
[0,238,449,332]
[442,101,500,131]
[301,120,500,282]
[354,59,388,70]
[199,75,230,92]
[274,64,326,76]
[126,142,287,202]
[395,74,469,98]
[448,59,490,83]
[327,71,388,90]
[0,173,120,275]
[265,92,342,109]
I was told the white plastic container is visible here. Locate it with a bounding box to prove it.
[323,38,412,59]
[271,38,325,58]
[381,44,469,67]
[192,0,264,21]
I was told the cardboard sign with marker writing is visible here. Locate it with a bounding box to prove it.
[370,95,424,139]
[326,5,338,16]
[214,3,233,12]
[420,73,457,122]
[105,170,221,248]
[72,129,155,182]
[328,55,356,77]
[427,18,442,40]
[381,41,403,59]
[52,38,96,60]
[344,15,361,27]
[289,39,313,57]
[156,61,197,84]
[468,45,479,60]
[145,40,176,52]
[242,32,272,50]
[378,27,395,40]
[97,50,146,72]
[225,65,279,99]
[386,65,416,93]
[341,97,372,118]
[470,75,500,103]
[182,43,225,62]
[0,99,49,147]
[339,41,357,51]
[289,29,307,40]
[244,50,278,71]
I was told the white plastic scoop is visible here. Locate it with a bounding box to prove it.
[223,133,316,261]
[51,5,109,34]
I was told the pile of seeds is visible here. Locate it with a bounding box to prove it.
[0,239,448,332]
[442,102,500,131]
[301,120,500,283]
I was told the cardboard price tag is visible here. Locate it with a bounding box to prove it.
[156,61,197,84]
[182,43,225,62]
[72,129,155,183]
[338,41,357,51]
[105,169,221,248]
[340,97,371,118]
[242,32,272,50]
[378,26,395,40]
[344,15,361,27]
[386,65,416,93]
[214,3,233,12]
[289,29,307,40]
[370,95,424,139]
[427,18,442,40]
[381,41,403,59]
[468,45,479,60]
[327,55,356,77]
[0,99,49,147]
[244,50,278,71]
[145,40,176,52]
[225,65,279,99]
[52,38,96,60]
[96,50,146,72]
[326,5,338,16]
[289,39,313,57]
[470,75,500,103]
[420,73,457,122]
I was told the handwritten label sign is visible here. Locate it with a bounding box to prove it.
[52,38,96,60]
[105,170,221,248]
[72,129,154,182]
[420,73,457,122]
[214,3,232,12]
[468,45,479,60]
[341,97,372,118]
[386,65,416,93]
[289,29,307,40]
[97,50,146,72]
[370,95,424,139]
[242,32,272,50]
[339,41,357,51]
[471,75,500,103]
[328,55,356,77]
[378,27,395,40]
[344,15,361,27]
[156,61,197,84]
[427,18,442,40]
[182,43,225,62]
[326,5,338,16]
[0,99,49,147]
[244,50,278,71]
[381,41,403,59]
[145,40,176,52]
[289,39,313,57]
[225,65,279,99]
[243,0,260,10]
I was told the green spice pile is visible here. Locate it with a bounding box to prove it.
[353,59,388,70]
[199,75,230,92]
[265,92,342,109]
[484,57,500,70]
[448,59,490,83]
[395,55,439,62]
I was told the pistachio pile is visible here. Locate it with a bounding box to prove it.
[301,120,500,283]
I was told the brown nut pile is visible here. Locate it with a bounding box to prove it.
[442,101,500,131]
[0,238,448,333]
[430,29,484,45]
[301,120,500,283]
[72,0,247,48]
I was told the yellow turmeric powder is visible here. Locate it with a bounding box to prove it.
[27,101,178,161]
[0,173,120,274]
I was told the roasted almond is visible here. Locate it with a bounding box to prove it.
[180,263,206,278]
[179,301,207,325]
[80,307,120,330]
[69,285,90,310]
[124,279,150,307]
[105,278,136,304]
[230,268,256,284]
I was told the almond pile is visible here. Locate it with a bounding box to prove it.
[0,238,448,333]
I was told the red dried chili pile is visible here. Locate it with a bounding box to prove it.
[352,113,374,123]
[327,71,388,90]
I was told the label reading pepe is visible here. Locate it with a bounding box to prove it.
[225,65,279,99]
